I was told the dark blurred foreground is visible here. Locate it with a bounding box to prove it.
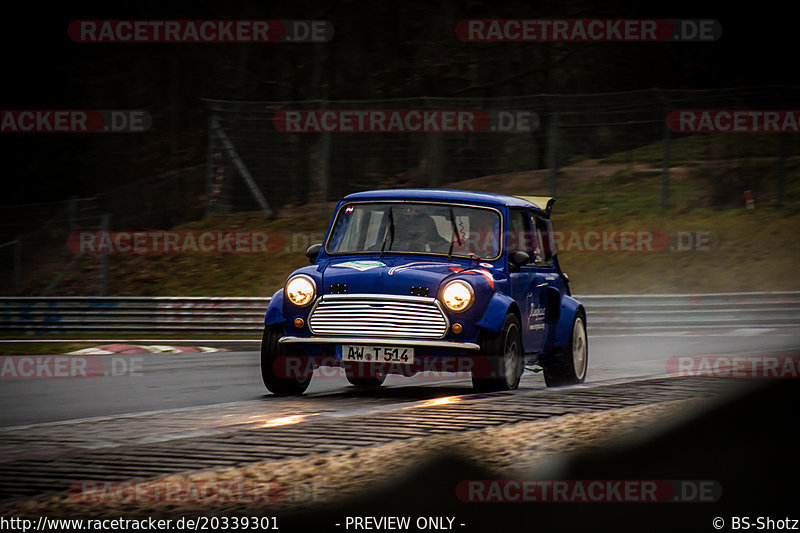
[282,378,798,531]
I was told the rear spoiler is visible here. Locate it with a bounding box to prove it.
[515,196,555,214]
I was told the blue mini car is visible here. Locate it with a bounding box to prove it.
[261,189,587,395]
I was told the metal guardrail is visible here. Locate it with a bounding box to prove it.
[580,291,800,330]
[0,297,269,333]
[1,292,799,335]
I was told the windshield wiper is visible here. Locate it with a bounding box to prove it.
[380,207,394,257]
[447,207,463,260]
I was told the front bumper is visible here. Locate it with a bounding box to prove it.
[276,336,487,377]
[278,336,480,351]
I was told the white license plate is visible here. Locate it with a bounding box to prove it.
[339,345,415,364]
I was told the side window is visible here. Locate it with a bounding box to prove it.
[532,215,555,264]
[509,209,534,261]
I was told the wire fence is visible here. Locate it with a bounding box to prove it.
[0,198,102,297]
[0,166,205,296]
[2,86,798,296]
[203,86,800,215]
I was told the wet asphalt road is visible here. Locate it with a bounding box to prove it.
[1,331,797,427]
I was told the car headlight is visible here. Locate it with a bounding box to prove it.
[285,275,316,307]
[441,280,474,312]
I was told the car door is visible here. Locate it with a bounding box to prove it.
[507,209,548,355]
[529,213,564,352]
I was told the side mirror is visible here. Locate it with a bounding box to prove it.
[509,251,529,271]
[306,243,322,263]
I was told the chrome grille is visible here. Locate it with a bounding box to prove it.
[308,294,448,338]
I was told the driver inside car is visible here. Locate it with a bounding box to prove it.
[392,207,450,253]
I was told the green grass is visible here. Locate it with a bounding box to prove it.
[24,153,800,298]
[556,208,799,295]
[107,212,330,297]
[604,133,800,164]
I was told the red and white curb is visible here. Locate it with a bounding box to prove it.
[67,344,226,355]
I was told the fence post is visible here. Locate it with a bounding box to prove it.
[13,236,22,296]
[308,102,331,214]
[654,88,670,209]
[101,214,110,296]
[777,134,786,207]
[529,126,539,170]
[422,98,443,187]
[319,101,331,214]
[320,132,331,213]
[547,104,559,197]
[662,123,671,209]
[311,44,331,213]
[429,133,443,187]
[205,114,217,217]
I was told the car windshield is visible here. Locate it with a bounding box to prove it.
[326,202,501,259]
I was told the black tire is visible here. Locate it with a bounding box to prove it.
[260,326,312,396]
[345,365,386,389]
[472,313,524,392]
[542,313,588,387]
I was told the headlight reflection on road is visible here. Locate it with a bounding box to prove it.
[416,396,462,408]
[260,414,309,428]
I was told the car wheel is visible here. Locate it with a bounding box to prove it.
[260,326,312,396]
[542,313,588,387]
[472,313,523,392]
[345,365,387,389]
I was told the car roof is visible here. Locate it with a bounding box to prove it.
[342,188,548,213]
